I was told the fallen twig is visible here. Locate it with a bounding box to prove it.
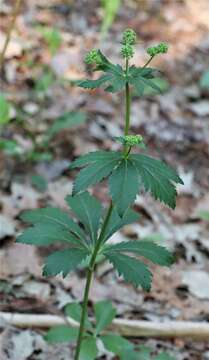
[0,312,209,340]
[0,0,22,68]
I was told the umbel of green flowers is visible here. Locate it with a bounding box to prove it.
[17,29,182,360]
[122,28,137,45]
[123,134,143,145]
[114,135,145,149]
[147,42,168,57]
[84,29,168,65]
[121,28,137,59]
[84,48,102,65]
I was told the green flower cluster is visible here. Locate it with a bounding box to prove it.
[124,134,143,146]
[122,28,137,45]
[121,28,137,60]
[114,134,144,148]
[85,49,102,65]
[146,42,168,57]
[121,44,134,60]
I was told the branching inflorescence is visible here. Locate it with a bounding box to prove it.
[17,29,183,359]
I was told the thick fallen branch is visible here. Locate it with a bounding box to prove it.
[0,312,209,340]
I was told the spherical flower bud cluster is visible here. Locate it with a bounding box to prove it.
[124,134,143,146]
[85,49,102,65]
[121,44,134,60]
[121,28,137,60]
[146,42,168,57]
[122,28,137,46]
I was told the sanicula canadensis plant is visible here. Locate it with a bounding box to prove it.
[17,29,183,359]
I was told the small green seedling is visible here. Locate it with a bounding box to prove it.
[0,139,20,155]
[1,110,86,162]
[46,111,87,140]
[0,95,21,155]
[38,25,62,55]
[198,210,209,221]
[35,67,55,95]
[0,94,11,125]
[17,29,182,359]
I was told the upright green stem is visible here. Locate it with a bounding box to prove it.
[0,0,22,69]
[124,82,130,136]
[75,52,132,360]
[124,59,130,136]
[124,58,131,155]
[74,266,93,360]
[74,203,113,360]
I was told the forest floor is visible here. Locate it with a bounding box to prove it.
[0,0,209,359]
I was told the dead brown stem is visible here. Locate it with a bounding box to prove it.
[0,312,209,340]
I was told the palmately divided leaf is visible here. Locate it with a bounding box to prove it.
[139,77,162,94]
[80,336,98,360]
[104,241,174,266]
[130,154,183,209]
[128,66,161,96]
[47,111,86,138]
[102,207,139,243]
[78,74,112,89]
[105,252,152,291]
[109,159,139,216]
[43,248,89,277]
[70,151,122,169]
[129,66,157,79]
[73,156,122,195]
[66,192,102,244]
[45,325,78,343]
[101,334,134,355]
[94,300,116,334]
[17,223,81,247]
[104,72,126,93]
[65,302,92,330]
[95,51,121,72]
[79,50,126,93]
[130,77,145,96]
[20,207,85,240]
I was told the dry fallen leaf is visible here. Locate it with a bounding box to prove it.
[0,244,42,279]
[0,215,16,240]
[182,270,209,300]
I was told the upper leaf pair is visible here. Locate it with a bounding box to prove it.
[70,150,183,216]
[128,65,162,96]
[78,49,161,96]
